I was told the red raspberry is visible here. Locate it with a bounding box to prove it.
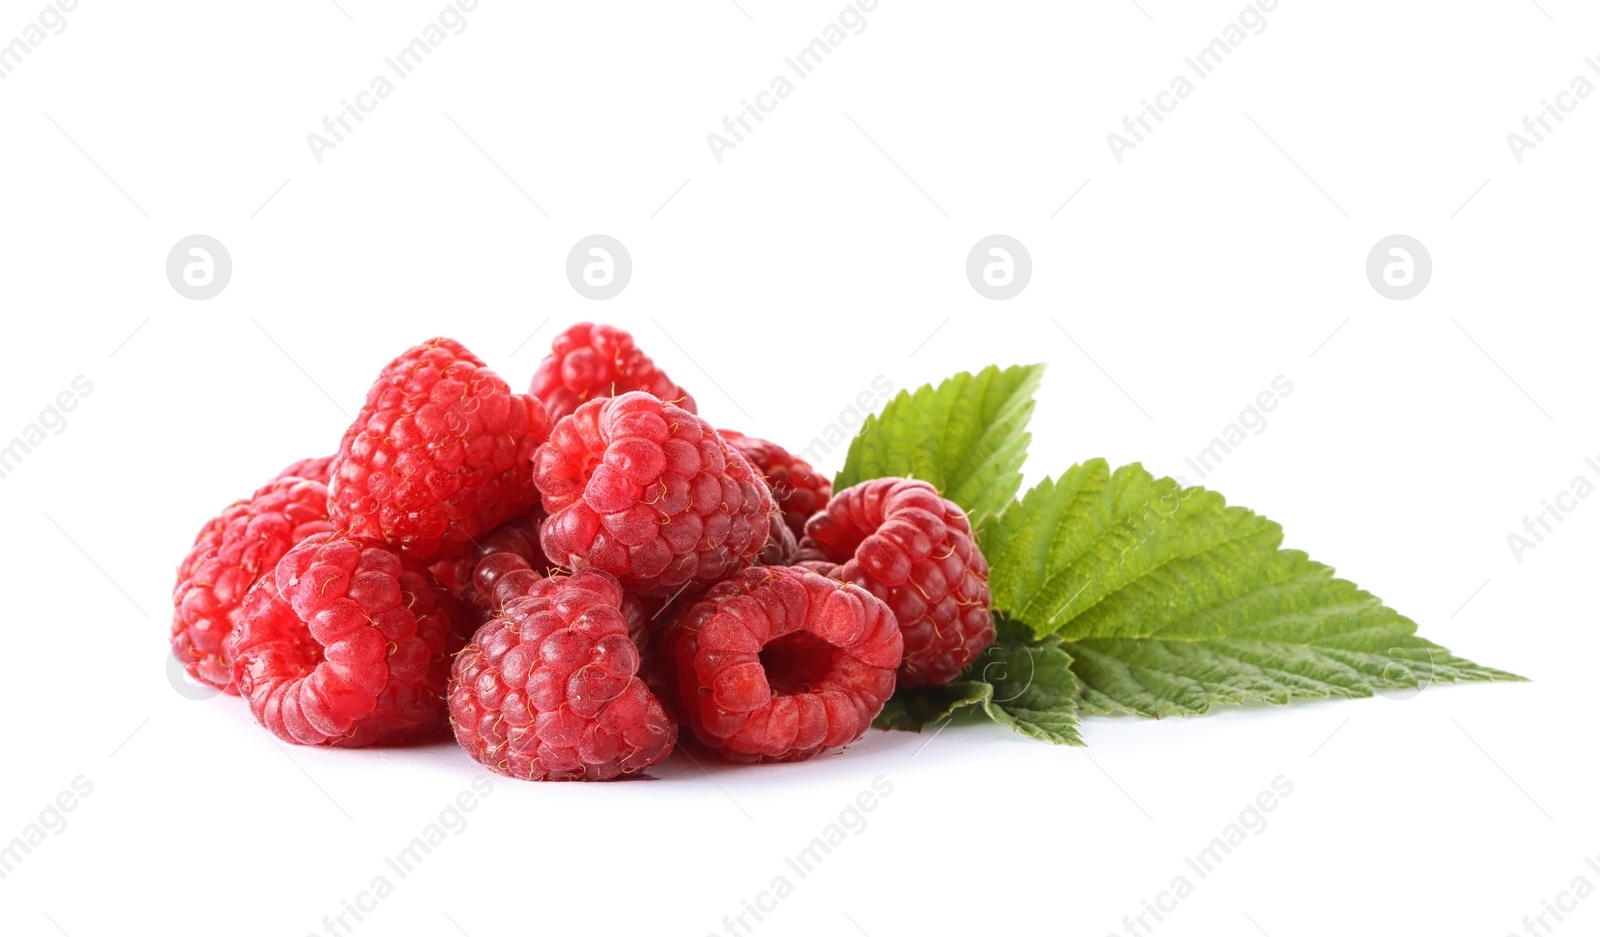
[530,322,697,423]
[448,570,677,781]
[719,430,831,540]
[533,392,773,597]
[661,566,902,763]
[329,338,550,562]
[797,478,994,689]
[428,515,551,617]
[758,508,798,566]
[428,518,673,657]
[275,456,335,486]
[171,477,335,694]
[225,533,460,747]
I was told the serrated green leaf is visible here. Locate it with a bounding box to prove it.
[982,459,1524,717]
[874,680,991,732]
[1071,636,1519,718]
[836,364,1044,519]
[875,626,1083,745]
[980,631,1084,744]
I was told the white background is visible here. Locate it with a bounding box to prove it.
[0,1,1594,935]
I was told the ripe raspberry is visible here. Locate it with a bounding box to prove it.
[226,533,460,747]
[797,478,994,689]
[719,430,831,540]
[171,477,335,694]
[758,505,798,566]
[329,338,549,562]
[661,566,902,763]
[430,525,668,661]
[275,456,335,486]
[448,570,677,781]
[534,392,773,597]
[428,516,551,616]
[530,322,697,423]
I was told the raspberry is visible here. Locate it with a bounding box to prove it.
[171,477,335,694]
[533,392,773,597]
[719,430,831,540]
[797,478,994,689]
[275,456,335,486]
[660,566,902,763]
[529,322,697,424]
[226,533,460,747]
[429,523,678,656]
[448,570,677,781]
[428,515,551,618]
[758,505,798,566]
[329,338,549,562]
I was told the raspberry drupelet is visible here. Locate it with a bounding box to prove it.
[274,455,335,486]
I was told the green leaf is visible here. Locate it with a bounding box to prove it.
[875,625,1083,745]
[874,680,991,732]
[836,364,1045,519]
[1070,638,1519,718]
[983,459,1525,717]
[982,630,1084,744]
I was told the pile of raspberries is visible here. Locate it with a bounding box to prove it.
[170,324,994,780]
